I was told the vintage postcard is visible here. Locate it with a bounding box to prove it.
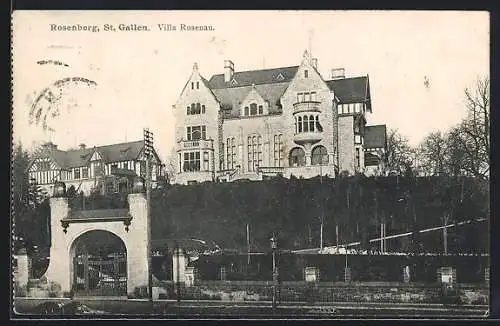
[11,10,490,319]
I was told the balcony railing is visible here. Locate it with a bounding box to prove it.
[292,101,321,114]
[179,139,214,150]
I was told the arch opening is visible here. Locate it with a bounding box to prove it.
[289,147,306,167]
[311,145,329,165]
[70,230,127,297]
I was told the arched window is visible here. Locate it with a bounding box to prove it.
[309,115,315,132]
[250,103,258,116]
[298,116,302,132]
[303,116,309,132]
[311,145,329,165]
[289,147,306,167]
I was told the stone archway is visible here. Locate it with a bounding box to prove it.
[42,189,150,298]
[70,230,127,296]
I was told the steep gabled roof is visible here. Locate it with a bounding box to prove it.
[325,76,370,104]
[364,125,387,149]
[208,66,299,89]
[30,140,157,170]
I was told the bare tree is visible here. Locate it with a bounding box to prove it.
[163,148,177,184]
[383,129,414,175]
[447,77,490,180]
[418,131,450,176]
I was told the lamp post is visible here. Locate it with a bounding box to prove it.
[270,234,278,313]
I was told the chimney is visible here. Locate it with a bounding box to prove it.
[79,143,86,150]
[331,68,345,80]
[224,60,234,83]
[311,58,318,69]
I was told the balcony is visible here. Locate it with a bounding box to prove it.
[293,132,322,145]
[292,101,321,114]
[178,139,214,150]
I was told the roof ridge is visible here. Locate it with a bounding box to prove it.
[213,81,291,90]
[209,65,299,80]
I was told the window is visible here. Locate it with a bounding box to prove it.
[187,103,205,115]
[311,92,317,101]
[274,134,283,167]
[289,148,306,167]
[355,135,362,144]
[226,138,236,170]
[191,82,194,89]
[258,105,263,115]
[355,148,361,169]
[123,162,128,170]
[82,167,89,178]
[203,151,210,171]
[250,103,258,116]
[304,70,309,78]
[183,152,201,172]
[355,103,361,113]
[187,125,206,140]
[94,161,103,177]
[296,91,317,103]
[196,81,199,89]
[337,105,342,115]
[296,115,321,133]
[247,135,262,172]
[74,168,81,179]
[312,146,329,165]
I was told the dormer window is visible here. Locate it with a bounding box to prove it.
[250,103,258,116]
[243,102,265,117]
[276,73,285,81]
[304,70,309,78]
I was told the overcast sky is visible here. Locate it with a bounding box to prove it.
[12,11,489,162]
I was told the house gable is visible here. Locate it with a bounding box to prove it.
[281,50,330,106]
[28,156,60,172]
[240,85,269,116]
[90,149,103,161]
[175,62,219,110]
